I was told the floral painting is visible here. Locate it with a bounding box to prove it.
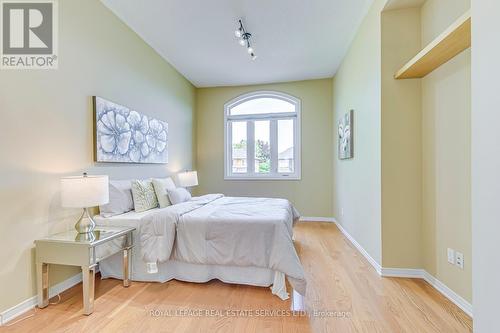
[93,96,168,163]
[338,110,353,160]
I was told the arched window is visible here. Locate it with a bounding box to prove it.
[224,91,301,180]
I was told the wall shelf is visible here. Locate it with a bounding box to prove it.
[394,10,471,80]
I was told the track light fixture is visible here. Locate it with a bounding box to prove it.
[234,19,257,60]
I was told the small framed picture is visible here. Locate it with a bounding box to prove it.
[338,110,353,160]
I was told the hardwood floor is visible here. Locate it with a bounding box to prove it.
[1,222,472,333]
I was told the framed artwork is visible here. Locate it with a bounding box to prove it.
[93,96,168,163]
[338,109,353,160]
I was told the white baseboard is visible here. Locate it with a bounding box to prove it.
[299,216,336,222]
[2,227,473,323]
[422,271,473,317]
[334,223,473,318]
[380,268,472,317]
[0,272,83,326]
[380,268,424,278]
[334,221,382,275]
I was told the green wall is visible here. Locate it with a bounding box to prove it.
[0,0,195,313]
[195,79,334,217]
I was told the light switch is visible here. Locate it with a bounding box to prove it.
[447,248,455,264]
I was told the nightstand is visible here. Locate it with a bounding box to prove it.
[35,226,135,315]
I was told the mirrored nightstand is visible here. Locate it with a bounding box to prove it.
[35,226,135,315]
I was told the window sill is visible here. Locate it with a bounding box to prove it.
[224,175,301,181]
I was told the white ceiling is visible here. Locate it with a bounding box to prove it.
[384,0,426,11]
[102,0,373,87]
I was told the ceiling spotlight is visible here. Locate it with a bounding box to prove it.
[234,19,257,60]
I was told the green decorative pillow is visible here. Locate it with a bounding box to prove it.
[131,179,159,212]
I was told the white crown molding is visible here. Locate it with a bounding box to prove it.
[0,270,90,326]
[299,216,336,223]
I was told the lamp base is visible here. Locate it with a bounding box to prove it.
[75,208,96,234]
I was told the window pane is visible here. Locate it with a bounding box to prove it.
[231,121,247,173]
[231,98,295,115]
[278,119,294,173]
[254,120,270,173]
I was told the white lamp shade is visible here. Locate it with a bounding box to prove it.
[178,171,198,187]
[61,175,109,208]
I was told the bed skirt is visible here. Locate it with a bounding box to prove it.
[99,251,290,300]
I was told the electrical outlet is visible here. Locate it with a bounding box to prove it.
[447,248,455,264]
[456,252,464,269]
[341,208,344,217]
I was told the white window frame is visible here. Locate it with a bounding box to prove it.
[224,91,301,180]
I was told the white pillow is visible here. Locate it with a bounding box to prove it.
[99,180,134,217]
[167,187,192,205]
[152,177,177,208]
[131,179,159,212]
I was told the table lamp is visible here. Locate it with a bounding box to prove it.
[178,171,198,188]
[61,173,109,233]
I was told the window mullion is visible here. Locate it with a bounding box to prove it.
[294,117,300,177]
[227,112,297,121]
[227,121,232,177]
[247,121,255,175]
[270,120,278,175]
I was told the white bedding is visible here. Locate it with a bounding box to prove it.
[95,194,306,299]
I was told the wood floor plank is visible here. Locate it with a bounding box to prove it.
[1,222,472,332]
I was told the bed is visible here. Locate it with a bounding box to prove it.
[94,194,306,300]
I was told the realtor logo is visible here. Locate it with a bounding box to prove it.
[1,0,58,69]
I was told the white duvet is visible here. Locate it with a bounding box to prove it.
[139,194,306,296]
